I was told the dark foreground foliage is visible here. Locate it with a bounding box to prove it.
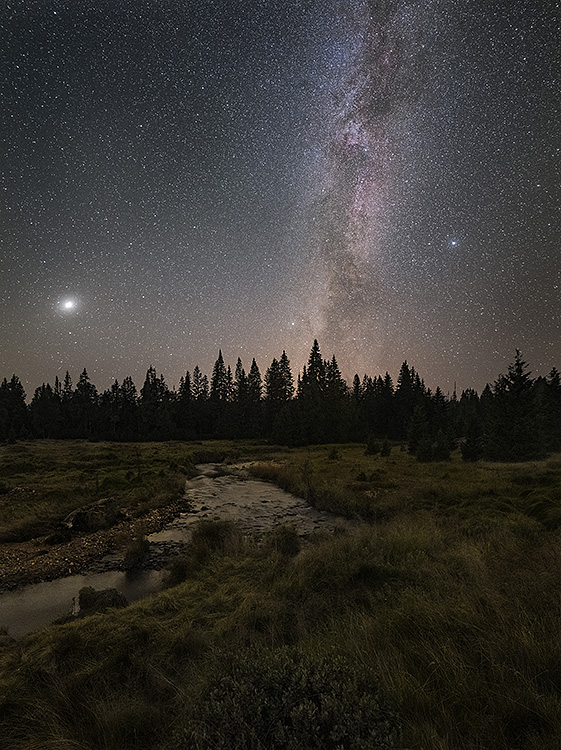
[2,443,561,748]
[171,648,400,750]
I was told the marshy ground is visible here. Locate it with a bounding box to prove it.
[2,440,561,749]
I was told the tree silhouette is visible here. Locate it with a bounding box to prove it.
[483,351,545,461]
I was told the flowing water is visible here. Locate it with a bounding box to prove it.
[0,464,354,638]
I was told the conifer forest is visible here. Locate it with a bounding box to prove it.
[2,342,559,463]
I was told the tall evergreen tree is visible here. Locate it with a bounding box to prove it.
[393,361,416,439]
[174,371,193,437]
[297,341,328,443]
[0,375,29,439]
[73,369,98,438]
[234,358,248,403]
[30,383,62,438]
[120,376,140,439]
[483,351,545,461]
[140,367,172,439]
[192,366,208,401]
[210,350,228,402]
[247,358,263,436]
[279,350,295,401]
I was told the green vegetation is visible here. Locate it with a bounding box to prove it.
[0,440,280,542]
[2,441,561,748]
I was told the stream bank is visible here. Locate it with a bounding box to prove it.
[0,464,357,638]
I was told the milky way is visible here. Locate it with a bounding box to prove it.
[1,0,560,394]
[300,0,404,372]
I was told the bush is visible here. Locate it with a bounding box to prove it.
[265,525,301,557]
[416,437,434,463]
[174,647,401,749]
[365,439,381,456]
[380,440,391,457]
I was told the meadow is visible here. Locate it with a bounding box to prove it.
[2,440,561,749]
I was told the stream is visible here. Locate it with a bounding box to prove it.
[0,464,353,639]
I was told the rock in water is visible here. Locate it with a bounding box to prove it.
[78,586,128,615]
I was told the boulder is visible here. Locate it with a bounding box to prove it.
[77,586,128,616]
[62,499,119,533]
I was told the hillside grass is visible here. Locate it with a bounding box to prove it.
[1,441,561,748]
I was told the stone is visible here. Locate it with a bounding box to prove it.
[62,499,118,533]
[77,586,128,616]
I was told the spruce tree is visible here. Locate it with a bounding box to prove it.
[120,376,139,439]
[174,371,193,437]
[394,361,416,439]
[30,383,61,438]
[210,350,228,402]
[247,358,263,436]
[74,369,98,438]
[140,367,172,439]
[234,358,248,403]
[279,350,295,401]
[408,404,431,457]
[483,351,545,461]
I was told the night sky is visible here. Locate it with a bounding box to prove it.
[2,0,560,396]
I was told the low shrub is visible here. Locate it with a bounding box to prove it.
[174,647,401,749]
[264,525,301,557]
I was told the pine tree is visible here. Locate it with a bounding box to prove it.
[30,383,61,438]
[73,369,98,438]
[210,350,228,402]
[408,404,430,457]
[174,371,193,437]
[279,351,295,401]
[306,339,326,393]
[352,374,362,403]
[265,358,282,403]
[483,350,545,461]
[394,361,416,439]
[247,359,262,403]
[298,341,328,443]
[192,366,208,401]
[324,355,349,441]
[247,358,263,436]
[120,376,139,439]
[225,366,234,402]
[234,358,248,404]
[99,380,121,439]
[140,367,172,439]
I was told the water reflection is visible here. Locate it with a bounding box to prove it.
[0,568,162,639]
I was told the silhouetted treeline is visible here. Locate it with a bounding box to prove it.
[1,344,560,462]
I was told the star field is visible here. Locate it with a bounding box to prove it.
[1,0,560,395]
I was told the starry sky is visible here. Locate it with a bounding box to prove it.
[1,0,560,396]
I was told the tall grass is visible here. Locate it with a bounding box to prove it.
[0,439,284,542]
[2,443,561,748]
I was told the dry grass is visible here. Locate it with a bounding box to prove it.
[2,442,561,748]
